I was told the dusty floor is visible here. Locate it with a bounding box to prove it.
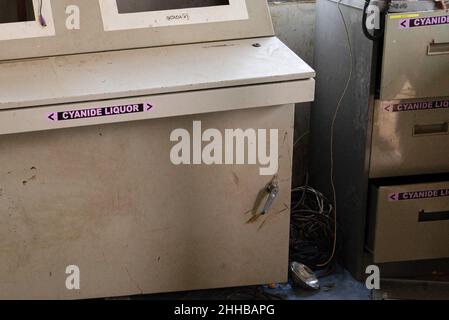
[131,265,371,300]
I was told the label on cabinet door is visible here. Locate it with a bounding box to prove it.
[388,188,449,202]
[47,103,153,122]
[399,15,449,29]
[383,99,449,112]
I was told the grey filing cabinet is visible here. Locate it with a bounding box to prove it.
[311,0,449,279]
[0,0,315,299]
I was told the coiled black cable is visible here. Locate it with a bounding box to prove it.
[289,185,336,270]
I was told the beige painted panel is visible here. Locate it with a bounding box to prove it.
[370,99,449,178]
[380,10,449,100]
[369,181,449,263]
[0,104,294,300]
[0,0,274,61]
[0,79,315,135]
[0,37,315,110]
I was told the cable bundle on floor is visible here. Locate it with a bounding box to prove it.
[289,185,335,271]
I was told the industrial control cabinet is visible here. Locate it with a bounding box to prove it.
[0,0,315,299]
[311,0,449,279]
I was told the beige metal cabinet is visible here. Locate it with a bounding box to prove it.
[368,181,449,263]
[380,10,449,101]
[0,0,315,299]
[0,105,296,300]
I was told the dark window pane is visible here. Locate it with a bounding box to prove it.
[117,0,230,14]
[0,0,36,24]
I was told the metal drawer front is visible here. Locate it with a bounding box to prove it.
[380,11,449,100]
[370,98,449,178]
[369,181,449,263]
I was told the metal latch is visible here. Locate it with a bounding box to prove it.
[261,181,279,215]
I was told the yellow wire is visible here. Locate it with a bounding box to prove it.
[317,0,354,267]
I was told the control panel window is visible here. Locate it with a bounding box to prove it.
[99,0,248,31]
[116,0,231,13]
[0,0,36,24]
[0,0,55,41]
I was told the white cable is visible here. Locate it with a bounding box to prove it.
[318,0,354,267]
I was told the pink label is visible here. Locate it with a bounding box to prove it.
[399,15,449,29]
[48,103,153,122]
[384,100,449,112]
[389,188,449,202]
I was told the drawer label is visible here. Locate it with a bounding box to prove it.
[384,99,449,112]
[399,15,449,29]
[47,103,153,122]
[389,188,449,201]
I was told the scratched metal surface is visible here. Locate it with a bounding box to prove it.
[0,37,314,110]
[0,105,294,299]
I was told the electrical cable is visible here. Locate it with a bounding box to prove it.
[290,184,335,270]
[38,0,47,27]
[317,0,354,268]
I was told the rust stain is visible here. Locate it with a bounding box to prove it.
[232,172,240,186]
[246,214,261,224]
[257,219,268,231]
[22,175,36,186]
[277,203,290,215]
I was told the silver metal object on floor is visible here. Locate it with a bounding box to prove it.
[290,262,320,290]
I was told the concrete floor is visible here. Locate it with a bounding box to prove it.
[132,265,371,300]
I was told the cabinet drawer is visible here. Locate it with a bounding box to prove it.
[370,98,449,178]
[380,11,449,100]
[368,181,449,263]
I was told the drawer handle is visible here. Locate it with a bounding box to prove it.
[413,123,449,136]
[428,41,449,56]
[419,210,449,222]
